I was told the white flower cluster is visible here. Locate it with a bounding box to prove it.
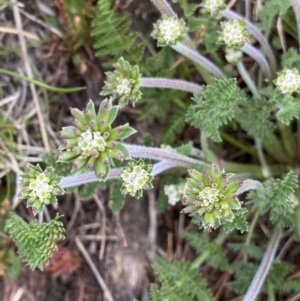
[225,49,242,64]
[274,68,300,94]
[77,130,107,156]
[116,78,132,96]
[202,0,226,16]
[219,19,249,49]
[28,173,54,204]
[158,18,184,45]
[120,165,151,196]
[164,183,185,205]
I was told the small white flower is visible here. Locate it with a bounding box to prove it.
[116,78,132,96]
[219,20,249,49]
[274,68,300,94]
[28,173,54,204]
[164,183,185,206]
[225,49,242,64]
[202,0,226,16]
[77,130,107,156]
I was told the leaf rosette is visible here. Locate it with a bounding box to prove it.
[181,163,243,230]
[18,164,64,215]
[58,99,136,180]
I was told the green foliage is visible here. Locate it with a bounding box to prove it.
[227,261,258,294]
[258,0,291,34]
[186,78,245,142]
[223,208,249,233]
[152,256,213,301]
[248,171,298,227]
[238,97,275,140]
[281,48,300,69]
[109,180,125,213]
[91,0,145,66]
[150,284,163,301]
[42,153,72,177]
[162,108,186,144]
[78,182,102,200]
[228,242,264,260]
[182,231,230,271]
[275,94,300,125]
[5,212,65,270]
[228,261,300,296]
[175,141,193,156]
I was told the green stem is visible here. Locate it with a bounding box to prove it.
[255,138,272,178]
[220,131,257,157]
[297,114,300,162]
[243,226,282,301]
[236,61,260,98]
[222,161,283,179]
[244,210,260,262]
[277,121,296,161]
[200,133,217,162]
[0,68,85,93]
[191,231,228,269]
[267,282,276,301]
[263,132,292,164]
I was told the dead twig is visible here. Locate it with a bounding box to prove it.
[12,0,50,152]
[93,193,107,260]
[74,236,114,301]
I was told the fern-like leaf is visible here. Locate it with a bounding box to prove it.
[182,231,230,271]
[153,256,213,301]
[91,0,145,66]
[247,171,298,227]
[5,212,65,270]
[186,78,245,142]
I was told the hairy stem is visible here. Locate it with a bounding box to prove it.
[150,0,175,17]
[243,226,282,301]
[140,77,202,94]
[172,42,225,78]
[222,9,277,76]
[59,161,194,189]
[255,138,272,178]
[242,44,272,79]
[124,143,205,166]
[237,61,260,98]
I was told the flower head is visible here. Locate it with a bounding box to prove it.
[151,15,188,47]
[164,182,185,205]
[120,160,154,198]
[58,99,136,180]
[218,19,250,49]
[181,164,243,230]
[225,49,243,64]
[18,164,64,215]
[274,68,300,94]
[101,58,142,107]
[201,0,226,16]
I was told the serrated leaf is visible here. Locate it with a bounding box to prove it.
[110,181,125,213]
[186,78,245,142]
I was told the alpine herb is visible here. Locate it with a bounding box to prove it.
[218,19,250,49]
[151,15,188,47]
[274,68,300,94]
[58,99,136,180]
[18,164,64,215]
[101,57,142,107]
[120,160,154,198]
[181,164,243,230]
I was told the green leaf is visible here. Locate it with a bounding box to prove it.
[186,78,245,142]
[182,231,230,271]
[110,181,125,213]
[78,182,100,200]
